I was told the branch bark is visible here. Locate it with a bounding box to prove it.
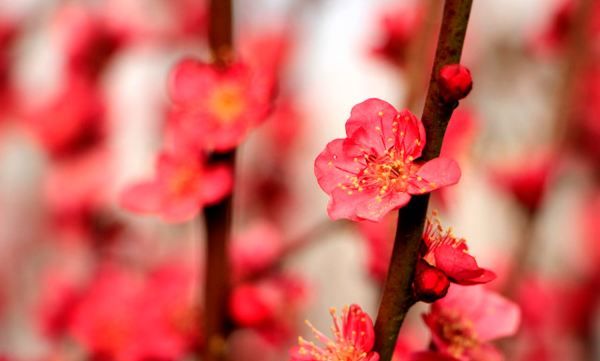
[373,1,473,360]
[203,1,235,360]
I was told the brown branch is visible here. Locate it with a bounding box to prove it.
[552,0,594,146]
[203,1,235,360]
[403,0,442,113]
[373,1,473,360]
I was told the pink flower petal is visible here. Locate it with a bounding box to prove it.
[314,138,363,194]
[168,58,216,104]
[434,245,496,285]
[345,98,399,154]
[120,182,162,214]
[394,109,426,159]
[328,188,411,222]
[160,197,200,223]
[408,158,461,195]
[438,285,521,342]
[201,164,233,205]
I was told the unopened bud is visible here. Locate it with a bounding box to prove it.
[414,261,450,303]
[439,64,473,102]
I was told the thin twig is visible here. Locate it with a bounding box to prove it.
[373,1,473,360]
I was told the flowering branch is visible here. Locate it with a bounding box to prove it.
[203,1,235,360]
[373,1,473,360]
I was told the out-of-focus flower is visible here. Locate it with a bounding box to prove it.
[44,148,112,239]
[423,285,521,361]
[490,151,559,214]
[513,276,597,361]
[67,262,199,361]
[314,98,461,222]
[240,28,292,85]
[580,191,600,269]
[436,109,479,210]
[357,212,396,282]
[230,221,283,281]
[120,148,233,223]
[23,76,104,159]
[264,98,304,157]
[52,4,124,80]
[420,214,496,287]
[136,261,200,359]
[439,65,473,103]
[531,0,600,56]
[68,266,143,361]
[371,6,422,68]
[232,275,308,345]
[290,304,379,361]
[170,0,208,39]
[168,59,273,152]
[573,66,600,165]
[440,109,478,161]
[0,19,17,115]
[37,270,81,339]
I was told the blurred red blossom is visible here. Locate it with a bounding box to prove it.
[0,19,17,115]
[490,150,559,214]
[23,75,105,159]
[37,270,82,339]
[231,221,283,281]
[136,261,200,359]
[120,148,233,223]
[230,275,308,344]
[371,5,423,68]
[420,214,496,286]
[240,27,293,87]
[44,148,113,240]
[52,4,124,80]
[580,191,600,269]
[315,98,461,222]
[290,304,379,361]
[573,66,600,165]
[67,266,143,361]
[532,0,600,56]
[357,212,396,282]
[66,261,199,361]
[423,285,521,361]
[168,59,273,152]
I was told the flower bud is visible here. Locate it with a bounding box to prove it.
[439,64,473,102]
[229,284,277,327]
[414,261,450,303]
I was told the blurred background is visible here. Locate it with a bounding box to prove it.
[0,0,598,360]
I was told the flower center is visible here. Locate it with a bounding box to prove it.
[209,84,245,123]
[168,165,200,196]
[340,147,416,201]
[437,311,479,358]
[423,215,467,257]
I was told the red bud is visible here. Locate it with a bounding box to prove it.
[414,261,450,303]
[439,64,473,102]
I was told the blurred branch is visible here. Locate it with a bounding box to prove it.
[240,218,351,283]
[403,0,442,113]
[203,1,235,360]
[373,1,473,360]
[553,0,595,145]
